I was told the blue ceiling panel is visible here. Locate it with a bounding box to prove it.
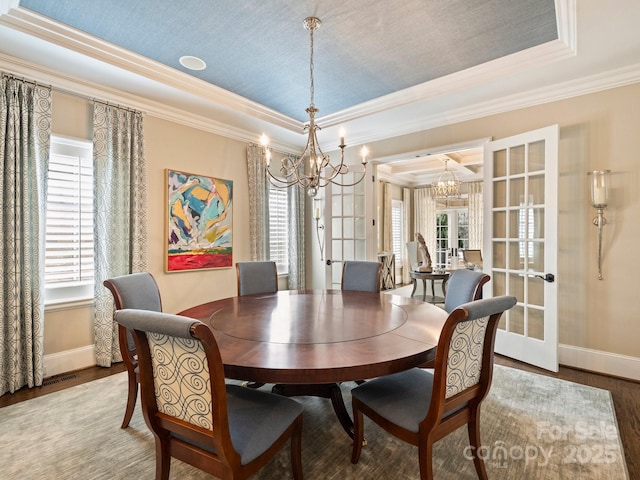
[19,0,557,121]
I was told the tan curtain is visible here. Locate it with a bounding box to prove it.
[381,182,393,252]
[468,181,483,249]
[402,187,411,284]
[414,187,437,262]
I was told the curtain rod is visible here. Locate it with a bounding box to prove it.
[92,98,142,115]
[1,71,49,89]
[2,69,143,115]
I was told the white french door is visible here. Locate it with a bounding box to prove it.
[324,171,376,289]
[484,125,559,372]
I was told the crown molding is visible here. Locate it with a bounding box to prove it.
[318,0,577,128]
[0,52,302,155]
[351,62,640,146]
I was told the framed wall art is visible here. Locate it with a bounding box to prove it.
[166,169,233,271]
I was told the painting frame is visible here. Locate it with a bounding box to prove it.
[165,168,233,272]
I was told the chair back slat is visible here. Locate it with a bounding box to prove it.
[341,261,382,293]
[444,269,490,313]
[236,261,278,296]
[147,332,213,430]
[445,315,490,399]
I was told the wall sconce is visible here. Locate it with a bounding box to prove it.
[588,170,610,280]
[313,197,325,261]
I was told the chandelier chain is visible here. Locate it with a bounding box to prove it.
[309,22,314,107]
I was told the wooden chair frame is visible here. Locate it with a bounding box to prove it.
[351,296,516,480]
[103,272,162,428]
[123,313,303,480]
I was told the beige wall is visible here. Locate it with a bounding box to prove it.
[43,83,640,372]
[367,83,640,358]
[44,92,252,356]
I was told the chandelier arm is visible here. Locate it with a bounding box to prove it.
[267,169,306,189]
[326,169,367,188]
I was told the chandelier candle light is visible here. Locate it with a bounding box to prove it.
[313,197,325,260]
[262,17,368,198]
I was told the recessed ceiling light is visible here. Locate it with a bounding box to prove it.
[179,56,206,71]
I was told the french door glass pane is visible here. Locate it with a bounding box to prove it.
[528,308,545,340]
[528,140,546,171]
[493,149,507,177]
[509,145,525,175]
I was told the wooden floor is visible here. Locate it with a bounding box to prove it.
[1,357,638,478]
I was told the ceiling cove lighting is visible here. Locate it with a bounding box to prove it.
[261,17,368,198]
[431,158,462,202]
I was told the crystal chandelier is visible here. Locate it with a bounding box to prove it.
[261,17,368,198]
[431,158,462,201]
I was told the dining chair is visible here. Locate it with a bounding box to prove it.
[235,261,278,388]
[350,295,517,480]
[461,249,483,269]
[115,309,304,480]
[405,241,419,271]
[341,260,382,293]
[103,272,162,429]
[236,261,278,296]
[443,269,490,313]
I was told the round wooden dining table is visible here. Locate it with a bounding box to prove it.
[178,289,448,437]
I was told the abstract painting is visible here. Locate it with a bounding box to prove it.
[166,169,233,271]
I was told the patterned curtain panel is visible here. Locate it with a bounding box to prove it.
[0,74,51,395]
[93,102,147,367]
[414,187,437,261]
[246,144,269,261]
[287,183,305,289]
[468,181,484,249]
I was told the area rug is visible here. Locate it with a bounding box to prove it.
[0,366,628,479]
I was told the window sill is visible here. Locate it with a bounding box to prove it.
[45,296,94,312]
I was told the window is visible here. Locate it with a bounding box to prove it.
[268,187,289,274]
[44,136,94,303]
[435,209,469,269]
[391,199,404,263]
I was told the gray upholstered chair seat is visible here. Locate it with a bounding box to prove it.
[351,368,466,434]
[351,368,433,433]
[226,385,304,464]
[172,385,303,465]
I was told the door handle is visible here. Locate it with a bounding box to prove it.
[535,273,555,283]
[522,273,555,283]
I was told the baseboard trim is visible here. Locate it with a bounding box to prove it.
[559,344,640,382]
[43,345,96,378]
